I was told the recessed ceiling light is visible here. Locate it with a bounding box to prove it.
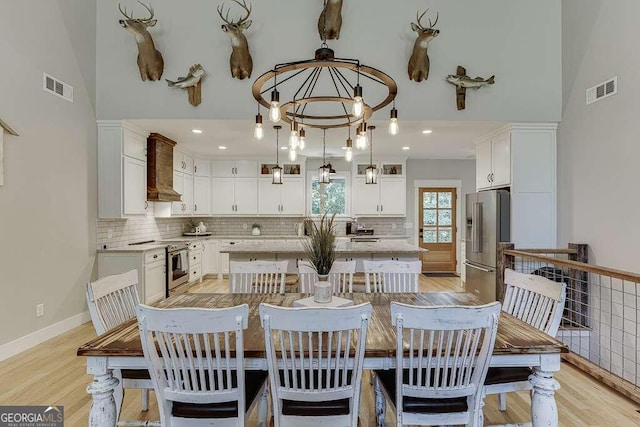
[421,129,432,134]
[192,129,203,134]
[218,146,227,150]
[402,146,410,150]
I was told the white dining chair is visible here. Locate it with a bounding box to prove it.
[297,260,318,294]
[484,268,566,412]
[85,269,153,416]
[136,303,269,427]
[363,260,422,293]
[374,301,501,427]
[259,302,373,427]
[329,260,356,294]
[230,260,289,294]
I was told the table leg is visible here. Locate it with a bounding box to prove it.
[86,358,120,427]
[258,384,269,427]
[373,375,386,427]
[529,367,560,427]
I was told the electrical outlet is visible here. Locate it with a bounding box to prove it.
[391,222,397,230]
[243,223,248,230]
[107,228,113,239]
[36,304,44,318]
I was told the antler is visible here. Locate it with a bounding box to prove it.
[118,1,155,22]
[414,9,438,29]
[217,0,252,26]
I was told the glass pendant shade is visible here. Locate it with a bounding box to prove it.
[365,165,377,184]
[272,165,283,184]
[345,137,353,162]
[388,107,399,135]
[289,121,299,149]
[288,147,297,161]
[352,84,364,118]
[319,165,331,183]
[254,113,264,140]
[269,90,281,123]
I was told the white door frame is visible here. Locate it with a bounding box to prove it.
[413,180,463,275]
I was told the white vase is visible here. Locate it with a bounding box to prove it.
[314,274,332,303]
[252,226,260,236]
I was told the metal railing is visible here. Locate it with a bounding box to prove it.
[499,244,640,403]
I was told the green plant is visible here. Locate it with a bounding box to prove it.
[186,219,198,232]
[303,213,337,275]
[252,223,261,229]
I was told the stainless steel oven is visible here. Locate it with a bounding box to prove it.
[166,243,189,296]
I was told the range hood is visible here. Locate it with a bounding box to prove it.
[146,133,182,202]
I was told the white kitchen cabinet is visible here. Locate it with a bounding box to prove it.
[258,178,305,215]
[211,176,258,215]
[193,158,211,177]
[476,131,511,190]
[188,241,204,283]
[476,123,557,248]
[193,176,211,215]
[98,121,149,218]
[352,176,406,216]
[212,160,257,177]
[174,150,194,173]
[172,171,194,216]
[97,248,166,304]
[123,156,147,215]
[203,239,219,276]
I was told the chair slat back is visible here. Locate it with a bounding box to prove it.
[230,260,288,294]
[329,260,356,294]
[136,304,249,414]
[86,269,140,335]
[503,268,567,335]
[260,303,372,426]
[363,260,421,293]
[297,260,318,294]
[391,302,500,405]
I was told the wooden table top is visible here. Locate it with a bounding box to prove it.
[77,293,568,358]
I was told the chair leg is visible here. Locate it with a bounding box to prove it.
[498,392,507,411]
[141,389,149,411]
[258,385,269,427]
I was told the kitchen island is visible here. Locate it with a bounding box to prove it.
[219,239,426,273]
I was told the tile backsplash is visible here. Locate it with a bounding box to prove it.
[97,205,408,249]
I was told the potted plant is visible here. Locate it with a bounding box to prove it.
[303,213,337,302]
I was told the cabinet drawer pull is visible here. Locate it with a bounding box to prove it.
[487,173,491,183]
[194,204,198,212]
[153,254,158,259]
[194,165,197,173]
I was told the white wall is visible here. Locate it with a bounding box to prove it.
[558,0,640,271]
[0,1,97,346]
[96,0,561,122]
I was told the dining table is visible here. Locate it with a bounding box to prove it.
[77,292,568,427]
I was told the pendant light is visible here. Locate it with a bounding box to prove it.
[298,127,306,150]
[356,122,368,150]
[289,117,299,149]
[319,128,331,184]
[352,66,364,118]
[254,105,264,140]
[345,127,353,162]
[272,125,283,184]
[365,125,377,184]
[389,102,399,136]
[269,75,281,122]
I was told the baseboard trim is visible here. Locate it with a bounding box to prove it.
[0,311,91,362]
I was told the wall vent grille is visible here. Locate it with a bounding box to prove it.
[43,73,73,102]
[586,76,617,105]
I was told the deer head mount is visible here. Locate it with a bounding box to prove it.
[218,0,253,80]
[408,9,439,82]
[118,1,164,81]
[318,0,343,41]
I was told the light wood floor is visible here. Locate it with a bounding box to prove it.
[1,275,639,426]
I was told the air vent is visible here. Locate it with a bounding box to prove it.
[586,76,617,105]
[43,73,73,102]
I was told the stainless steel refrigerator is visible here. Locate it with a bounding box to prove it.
[465,190,510,303]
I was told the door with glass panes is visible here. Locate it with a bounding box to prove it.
[419,188,457,272]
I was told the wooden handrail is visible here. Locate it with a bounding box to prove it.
[505,250,640,283]
[518,248,577,255]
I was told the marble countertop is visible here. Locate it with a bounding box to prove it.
[219,240,425,254]
[97,243,168,253]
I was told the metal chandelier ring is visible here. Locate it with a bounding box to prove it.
[252,59,397,129]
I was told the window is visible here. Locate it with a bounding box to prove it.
[307,171,350,216]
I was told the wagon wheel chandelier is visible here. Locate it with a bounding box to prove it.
[251,1,399,155]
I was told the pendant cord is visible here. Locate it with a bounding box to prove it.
[322,128,327,164]
[322,0,328,46]
[275,127,279,164]
[369,128,373,165]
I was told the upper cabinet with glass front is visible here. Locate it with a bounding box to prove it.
[352,159,405,177]
[259,161,305,177]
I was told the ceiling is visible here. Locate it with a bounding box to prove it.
[131,119,505,160]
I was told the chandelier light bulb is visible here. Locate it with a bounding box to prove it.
[254,113,264,140]
[352,85,364,118]
[289,131,299,149]
[269,90,281,123]
[345,147,353,162]
[298,128,306,150]
[388,107,399,136]
[288,147,297,161]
